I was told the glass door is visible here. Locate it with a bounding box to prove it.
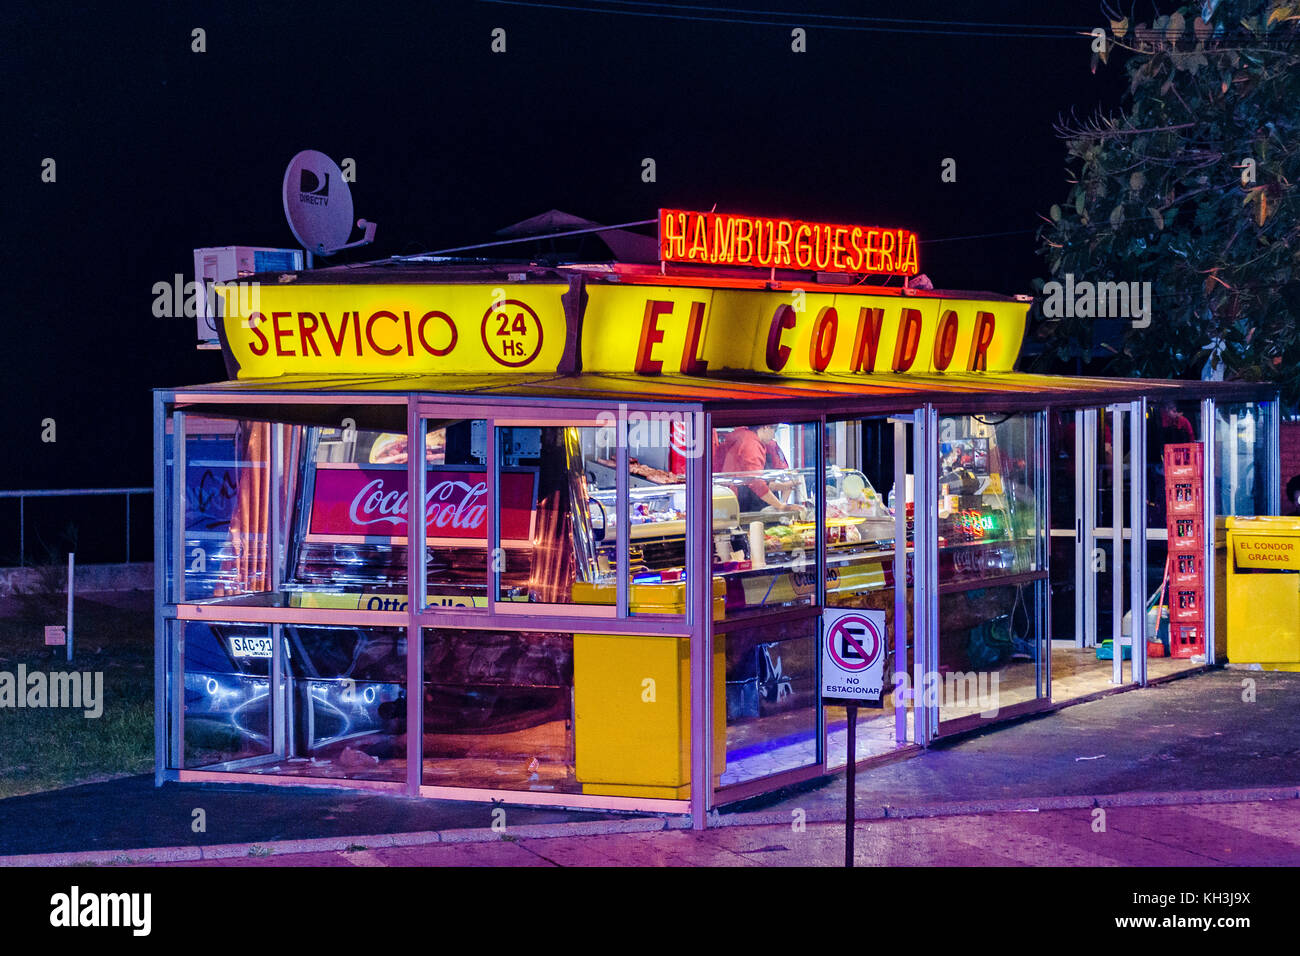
[1056,403,1149,701]
[709,417,823,796]
[932,410,1051,735]
[823,415,915,767]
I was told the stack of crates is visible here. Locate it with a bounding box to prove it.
[1164,443,1205,657]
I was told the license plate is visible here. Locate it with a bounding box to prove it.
[229,636,272,659]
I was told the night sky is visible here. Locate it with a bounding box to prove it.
[4,0,1125,493]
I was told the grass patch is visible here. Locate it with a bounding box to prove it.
[0,591,153,798]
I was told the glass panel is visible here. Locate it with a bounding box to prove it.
[181,416,279,603]
[1216,402,1270,517]
[937,582,1043,720]
[180,620,408,781]
[292,424,422,607]
[823,417,910,765]
[711,422,818,615]
[179,411,411,609]
[935,412,1045,720]
[1093,409,1125,651]
[1147,401,1207,677]
[1047,408,1077,645]
[422,628,577,793]
[181,620,272,768]
[389,417,495,611]
[588,409,696,618]
[936,413,1040,586]
[496,425,617,605]
[283,625,406,781]
[720,615,819,785]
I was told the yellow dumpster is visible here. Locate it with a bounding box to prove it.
[1224,517,1300,671]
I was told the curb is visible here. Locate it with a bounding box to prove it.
[0,816,677,867]
[710,784,1300,827]
[3,785,1298,866]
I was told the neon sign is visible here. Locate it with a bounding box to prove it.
[659,208,920,276]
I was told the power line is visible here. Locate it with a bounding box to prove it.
[581,0,1094,32]
[922,228,1038,244]
[476,0,1090,39]
[393,217,658,259]
[478,0,1300,44]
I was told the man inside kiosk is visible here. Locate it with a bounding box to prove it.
[717,425,802,512]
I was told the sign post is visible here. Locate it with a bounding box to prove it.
[66,552,74,662]
[821,608,887,868]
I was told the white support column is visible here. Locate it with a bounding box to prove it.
[406,402,426,796]
[1201,398,1218,665]
[912,405,938,743]
[170,410,187,770]
[1112,406,1124,686]
[1267,397,1281,515]
[689,410,712,829]
[1129,398,1148,686]
[893,417,909,744]
[153,393,168,785]
[270,423,286,758]
[1081,408,1098,648]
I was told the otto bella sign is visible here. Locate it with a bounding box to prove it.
[657,208,920,277]
[308,465,538,545]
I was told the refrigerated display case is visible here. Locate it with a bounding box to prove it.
[587,464,900,614]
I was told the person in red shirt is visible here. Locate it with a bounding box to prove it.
[717,425,800,511]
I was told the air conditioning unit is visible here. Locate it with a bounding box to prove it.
[194,246,304,349]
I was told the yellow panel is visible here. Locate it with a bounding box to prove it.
[1225,532,1300,665]
[574,634,725,795]
[581,284,1027,377]
[219,283,570,378]
[1232,534,1300,570]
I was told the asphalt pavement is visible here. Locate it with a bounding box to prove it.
[2,667,1298,866]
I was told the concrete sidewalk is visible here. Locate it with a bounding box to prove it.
[133,800,1300,867]
[2,667,1298,865]
[724,668,1300,819]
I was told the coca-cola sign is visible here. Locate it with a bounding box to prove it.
[309,465,537,544]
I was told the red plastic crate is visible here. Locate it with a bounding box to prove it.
[1163,442,1203,467]
[1167,480,1202,516]
[1164,443,1204,482]
[1170,622,1204,658]
[1169,516,1205,552]
[1171,551,1203,587]
[1169,585,1204,623]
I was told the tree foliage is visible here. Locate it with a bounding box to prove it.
[1035,0,1300,404]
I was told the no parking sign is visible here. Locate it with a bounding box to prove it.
[821,608,886,705]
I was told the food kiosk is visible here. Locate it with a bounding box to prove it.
[154,208,1279,825]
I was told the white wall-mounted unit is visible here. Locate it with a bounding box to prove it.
[194,246,304,349]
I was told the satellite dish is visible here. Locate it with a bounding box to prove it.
[282,149,377,257]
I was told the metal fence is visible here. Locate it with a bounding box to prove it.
[0,487,151,566]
